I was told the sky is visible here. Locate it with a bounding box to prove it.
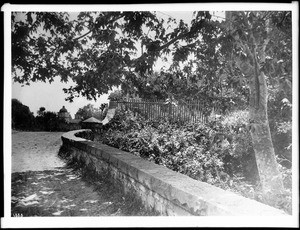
[11,11,197,118]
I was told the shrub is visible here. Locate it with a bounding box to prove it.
[101,109,254,183]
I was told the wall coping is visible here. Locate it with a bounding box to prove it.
[61,129,287,216]
[62,129,92,142]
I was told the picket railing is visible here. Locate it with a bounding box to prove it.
[109,99,220,123]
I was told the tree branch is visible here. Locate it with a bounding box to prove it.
[74,30,93,41]
[156,20,204,52]
[156,32,186,52]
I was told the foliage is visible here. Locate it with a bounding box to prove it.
[117,109,257,181]
[268,91,292,167]
[35,110,63,131]
[98,108,291,214]
[108,89,125,101]
[75,103,103,120]
[12,99,36,130]
[37,107,46,116]
[11,11,216,102]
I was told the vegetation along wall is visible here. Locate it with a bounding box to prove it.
[61,129,287,216]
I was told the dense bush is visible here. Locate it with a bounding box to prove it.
[12,99,36,130]
[101,109,255,182]
[97,108,292,214]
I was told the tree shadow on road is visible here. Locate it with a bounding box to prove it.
[11,146,159,217]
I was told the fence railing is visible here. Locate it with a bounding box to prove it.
[109,99,221,123]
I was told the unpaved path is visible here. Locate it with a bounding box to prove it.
[12,131,65,172]
[11,131,154,217]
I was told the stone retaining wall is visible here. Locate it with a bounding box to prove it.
[61,129,287,216]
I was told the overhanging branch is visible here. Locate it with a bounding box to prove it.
[74,30,93,41]
[156,20,204,52]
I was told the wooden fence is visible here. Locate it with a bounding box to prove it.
[109,99,219,123]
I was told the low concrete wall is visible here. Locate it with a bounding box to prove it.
[61,129,287,216]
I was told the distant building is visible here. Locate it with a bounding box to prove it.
[57,106,83,130]
[82,116,102,132]
[58,106,72,123]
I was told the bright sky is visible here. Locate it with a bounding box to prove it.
[11,11,198,118]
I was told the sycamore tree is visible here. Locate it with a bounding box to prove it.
[12,11,215,101]
[221,11,292,194]
[12,11,292,195]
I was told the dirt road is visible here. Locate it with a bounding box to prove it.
[11,131,65,173]
[11,131,155,217]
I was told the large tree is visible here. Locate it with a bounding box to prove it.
[221,11,292,194]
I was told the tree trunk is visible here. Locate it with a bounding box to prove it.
[225,11,284,194]
[249,70,284,194]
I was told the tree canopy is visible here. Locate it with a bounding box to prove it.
[12,11,218,102]
[12,11,291,109]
